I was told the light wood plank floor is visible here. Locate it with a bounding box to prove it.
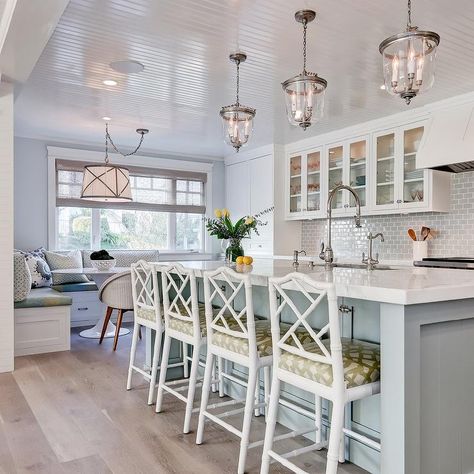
[0,325,368,473]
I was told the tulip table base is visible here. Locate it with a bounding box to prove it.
[79,312,130,339]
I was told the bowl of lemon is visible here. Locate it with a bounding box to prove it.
[235,256,253,273]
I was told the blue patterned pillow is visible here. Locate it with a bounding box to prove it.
[17,248,52,288]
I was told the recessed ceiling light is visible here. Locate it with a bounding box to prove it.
[380,84,386,90]
[103,79,118,86]
[110,60,145,74]
[102,116,111,121]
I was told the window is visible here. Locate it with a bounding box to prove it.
[55,160,207,252]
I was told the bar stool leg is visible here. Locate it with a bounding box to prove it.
[339,406,346,463]
[217,356,224,397]
[183,345,200,434]
[147,329,161,405]
[156,332,171,412]
[183,342,189,378]
[238,367,258,474]
[254,370,261,417]
[260,376,281,474]
[126,322,140,390]
[196,352,215,445]
[326,401,344,474]
[315,395,322,445]
[263,366,270,417]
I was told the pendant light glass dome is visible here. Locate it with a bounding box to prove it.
[379,0,440,105]
[220,52,256,152]
[282,10,327,130]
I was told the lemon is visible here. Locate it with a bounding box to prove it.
[235,256,245,265]
[243,256,253,265]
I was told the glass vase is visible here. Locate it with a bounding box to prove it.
[225,239,244,263]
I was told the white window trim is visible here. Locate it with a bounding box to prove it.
[47,146,215,254]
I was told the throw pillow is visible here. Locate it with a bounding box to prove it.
[43,249,89,285]
[18,248,52,288]
[13,252,32,302]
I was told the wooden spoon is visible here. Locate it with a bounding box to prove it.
[408,229,417,241]
[421,226,430,241]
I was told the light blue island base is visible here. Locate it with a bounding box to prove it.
[146,260,474,474]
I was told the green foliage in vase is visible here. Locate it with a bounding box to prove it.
[204,207,274,240]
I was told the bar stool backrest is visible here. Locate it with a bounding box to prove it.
[268,272,344,391]
[131,260,161,329]
[158,263,201,341]
[203,266,258,361]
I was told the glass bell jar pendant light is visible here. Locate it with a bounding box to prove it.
[282,10,327,131]
[220,52,256,152]
[81,123,148,202]
[379,0,440,105]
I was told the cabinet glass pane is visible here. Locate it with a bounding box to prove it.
[349,140,366,207]
[307,151,321,211]
[289,155,302,213]
[403,127,424,203]
[328,146,343,209]
[376,133,395,206]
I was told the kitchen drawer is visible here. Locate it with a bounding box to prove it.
[68,291,106,326]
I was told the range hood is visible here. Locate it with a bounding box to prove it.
[417,102,474,173]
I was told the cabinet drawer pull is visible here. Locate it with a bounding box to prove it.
[77,307,89,311]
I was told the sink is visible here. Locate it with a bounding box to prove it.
[332,263,394,270]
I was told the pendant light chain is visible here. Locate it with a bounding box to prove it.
[105,124,147,158]
[105,123,110,164]
[407,0,412,30]
[236,60,240,105]
[302,19,308,74]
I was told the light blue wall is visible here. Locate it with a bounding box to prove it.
[14,137,48,250]
[13,136,225,252]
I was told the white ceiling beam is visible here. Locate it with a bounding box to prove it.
[0,0,69,84]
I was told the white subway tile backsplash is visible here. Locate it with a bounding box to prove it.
[301,173,474,261]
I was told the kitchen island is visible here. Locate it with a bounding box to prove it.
[153,259,474,474]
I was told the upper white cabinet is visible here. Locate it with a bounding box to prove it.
[371,122,450,214]
[287,149,324,220]
[285,121,451,220]
[226,153,274,255]
[327,136,369,216]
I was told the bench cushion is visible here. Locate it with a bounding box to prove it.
[14,288,73,309]
[52,282,98,293]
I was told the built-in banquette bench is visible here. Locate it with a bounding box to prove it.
[14,249,160,356]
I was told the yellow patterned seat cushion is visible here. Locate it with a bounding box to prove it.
[211,320,315,358]
[278,338,380,388]
[136,306,160,323]
[168,303,207,336]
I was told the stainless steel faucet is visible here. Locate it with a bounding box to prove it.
[362,232,385,270]
[293,249,306,268]
[319,184,362,269]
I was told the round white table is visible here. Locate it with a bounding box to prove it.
[51,267,132,339]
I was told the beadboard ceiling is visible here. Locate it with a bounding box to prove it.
[13,0,474,158]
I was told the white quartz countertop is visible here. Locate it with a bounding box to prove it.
[156,258,474,305]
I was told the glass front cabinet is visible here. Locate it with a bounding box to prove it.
[327,137,369,216]
[371,122,450,213]
[285,121,451,220]
[287,148,325,219]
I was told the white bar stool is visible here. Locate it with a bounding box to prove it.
[155,263,208,434]
[196,266,272,474]
[127,260,187,405]
[261,272,381,474]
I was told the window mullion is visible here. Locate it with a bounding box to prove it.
[91,208,101,250]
